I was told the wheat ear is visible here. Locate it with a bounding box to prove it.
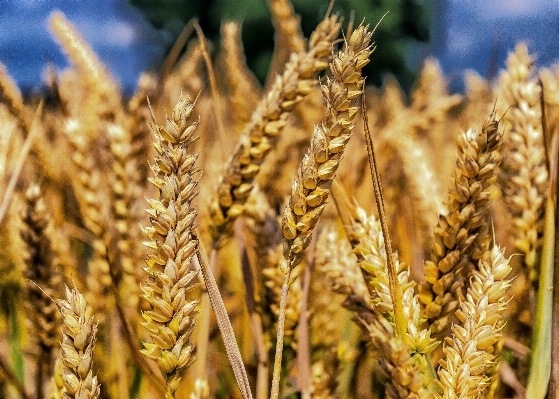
[419,114,502,334]
[436,245,511,398]
[315,224,374,317]
[220,21,262,133]
[63,119,112,320]
[20,184,62,398]
[0,62,31,133]
[498,43,548,287]
[347,206,438,398]
[272,24,373,399]
[56,285,100,399]
[106,122,143,308]
[193,21,225,141]
[281,24,374,269]
[209,13,341,244]
[141,96,201,397]
[48,11,119,108]
[266,0,305,87]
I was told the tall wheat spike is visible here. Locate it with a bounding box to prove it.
[20,184,62,398]
[273,23,374,399]
[140,96,201,398]
[282,24,374,269]
[347,206,437,398]
[209,14,341,244]
[498,43,548,287]
[419,115,503,334]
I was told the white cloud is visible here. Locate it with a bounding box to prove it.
[100,21,136,46]
[76,20,137,47]
[457,0,552,19]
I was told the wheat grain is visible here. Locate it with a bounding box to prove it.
[48,356,65,399]
[189,379,210,399]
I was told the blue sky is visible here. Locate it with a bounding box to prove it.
[0,0,558,93]
[0,0,169,93]
[440,0,559,89]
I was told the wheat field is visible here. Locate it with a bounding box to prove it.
[0,1,558,399]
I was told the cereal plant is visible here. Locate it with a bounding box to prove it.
[0,1,558,399]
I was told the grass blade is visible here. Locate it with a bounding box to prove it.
[526,194,555,398]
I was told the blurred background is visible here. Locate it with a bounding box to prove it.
[0,0,558,95]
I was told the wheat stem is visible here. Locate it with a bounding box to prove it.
[194,21,225,142]
[270,271,292,399]
[297,234,317,399]
[551,125,559,399]
[0,355,33,399]
[195,231,253,399]
[362,90,405,339]
[234,220,269,399]
[0,101,42,227]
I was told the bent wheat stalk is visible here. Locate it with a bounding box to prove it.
[195,235,253,399]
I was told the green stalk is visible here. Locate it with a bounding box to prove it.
[526,195,555,398]
[8,295,24,384]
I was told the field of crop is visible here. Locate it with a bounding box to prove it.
[0,1,558,398]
